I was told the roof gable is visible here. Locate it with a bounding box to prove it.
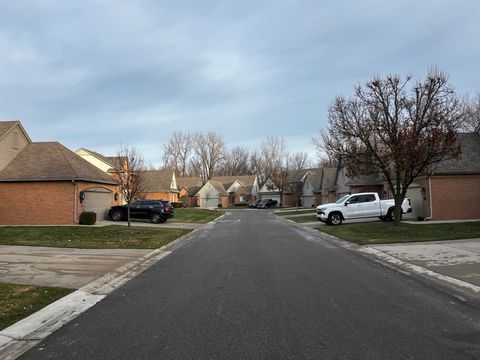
[142,169,178,192]
[0,142,118,184]
[0,120,32,143]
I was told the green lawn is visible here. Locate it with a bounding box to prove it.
[284,214,318,223]
[0,225,191,249]
[170,208,223,223]
[316,222,480,245]
[0,283,73,331]
[275,209,316,216]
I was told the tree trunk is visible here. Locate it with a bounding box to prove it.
[393,193,404,227]
[127,204,131,229]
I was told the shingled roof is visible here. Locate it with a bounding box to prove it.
[142,169,178,192]
[177,176,203,195]
[432,132,480,174]
[0,142,117,184]
[212,175,256,191]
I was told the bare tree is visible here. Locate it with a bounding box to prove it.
[219,146,251,176]
[162,131,192,177]
[258,136,287,183]
[287,152,309,171]
[460,92,480,132]
[116,145,146,229]
[191,132,226,183]
[322,69,462,225]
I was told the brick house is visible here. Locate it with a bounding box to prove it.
[177,176,203,207]
[0,124,120,225]
[212,175,259,205]
[140,169,180,203]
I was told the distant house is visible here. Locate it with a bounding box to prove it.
[301,170,322,208]
[196,180,229,209]
[257,178,281,204]
[141,169,180,203]
[0,122,120,225]
[177,176,203,207]
[212,175,259,205]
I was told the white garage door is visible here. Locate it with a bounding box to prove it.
[199,196,220,209]
[84,189,113,220]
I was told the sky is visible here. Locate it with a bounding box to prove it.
[1,0,479,167]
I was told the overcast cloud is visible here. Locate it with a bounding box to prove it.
[1,0,479,166]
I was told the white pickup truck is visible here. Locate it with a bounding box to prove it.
[316,192,412,225]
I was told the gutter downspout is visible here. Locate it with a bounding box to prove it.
[424,177,433,220]
[72,180,78,223]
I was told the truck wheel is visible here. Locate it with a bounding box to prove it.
[150,213,162,224]
[111,210,122,221]
[387,208,402,222]
[328,212,343,226]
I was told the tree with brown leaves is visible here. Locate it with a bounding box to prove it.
[320,69,462,225]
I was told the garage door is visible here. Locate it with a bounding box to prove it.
[199,196,219,209]
[84,189,113,220]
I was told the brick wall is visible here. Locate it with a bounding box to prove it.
[141,191,179,202]
[431,176,480,220]
[0,182,74,225]
[0,181,119,225]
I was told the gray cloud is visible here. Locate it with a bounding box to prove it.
[0,0,479,166]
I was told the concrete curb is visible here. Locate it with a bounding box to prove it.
[0,218,220,360]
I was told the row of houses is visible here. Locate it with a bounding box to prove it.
[1,120,479,225]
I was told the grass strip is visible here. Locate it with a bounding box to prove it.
[284,214,318,223]
[170,208,223,223]
[0,225,191,249]
[275,209,316,216]
[0,283,73,331]
[316,222,480,245]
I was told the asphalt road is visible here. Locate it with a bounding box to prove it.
[22,210,480,359]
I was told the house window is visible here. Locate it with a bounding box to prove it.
[240,194,246,202]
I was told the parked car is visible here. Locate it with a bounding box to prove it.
[109,199,174,224]
[257,199,278,209]
[249,200,261,208]
[316,192,412,225]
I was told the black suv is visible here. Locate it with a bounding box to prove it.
[256,199,278,208]
[109,199,174,224]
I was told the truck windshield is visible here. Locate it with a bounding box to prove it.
[335,195,350,204]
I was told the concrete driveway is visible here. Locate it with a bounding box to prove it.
[0,246,151,289]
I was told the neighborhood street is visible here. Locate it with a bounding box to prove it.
[21,210,480,359]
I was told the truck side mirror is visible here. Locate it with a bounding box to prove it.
[345,201,349,206]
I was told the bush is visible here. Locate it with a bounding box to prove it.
[235,203,248,207]
[171,202,183,208]
[79,211,96,225]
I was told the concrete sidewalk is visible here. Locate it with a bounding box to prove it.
[366,239,480,288]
